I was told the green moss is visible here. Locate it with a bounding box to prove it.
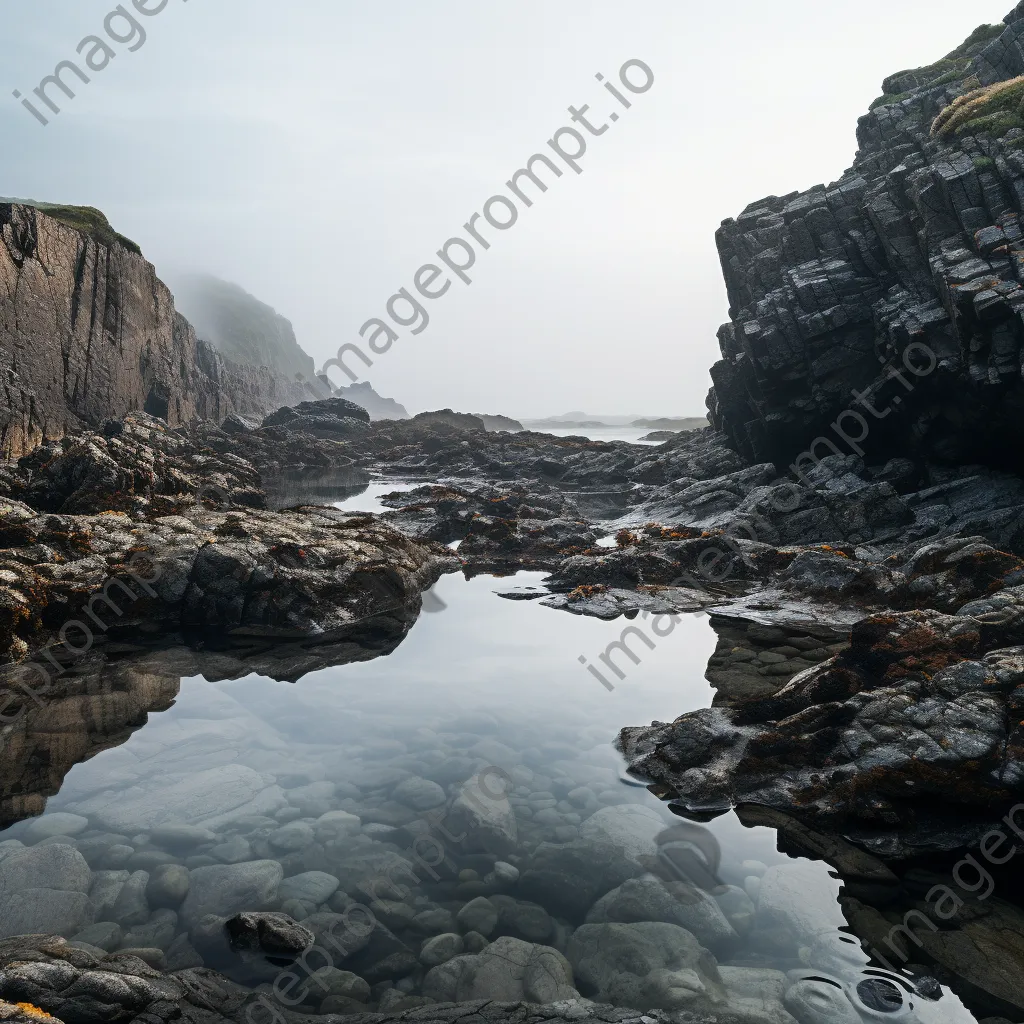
[973,156,997,171]
[0,199,142,254]
[958,111,1024,138]
[947,22,1005,59]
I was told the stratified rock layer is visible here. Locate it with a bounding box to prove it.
[707,5,1024,475]
[0,204,324,459]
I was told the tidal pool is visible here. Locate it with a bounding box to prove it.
[0,570,975,1022]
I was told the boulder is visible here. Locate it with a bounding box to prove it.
[180,860,283,931]
[586,875,738,953]
[566,921,725,1011]
[422,935,578,1003]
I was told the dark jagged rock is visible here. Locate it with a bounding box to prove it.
[619,590,1024,840]
[0,413,454,666]
[706,11,1024,476]
[471,413,524,432]
[224,913,313,957]
[261,396,371,441]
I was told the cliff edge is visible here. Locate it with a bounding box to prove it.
[708,3,1024,475]
[0,202,322,458]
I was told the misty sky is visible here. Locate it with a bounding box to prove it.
[0,0,1013,418]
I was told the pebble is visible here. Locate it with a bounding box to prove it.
[268,821,315,851]
[419,932,464,967]
[492,861,519,884]
[72,922,123,952]
[150,825,217,851]
[210,837,253,864]
[457,896,497,936]
[309,966,371,1001]
[24,814,90,843]
[146,864,190,910]
[110,870,150,926]
[99,844,134,870]
[463,930,489,953]
[392,776,446,811]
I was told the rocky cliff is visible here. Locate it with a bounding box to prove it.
[168,271,319,383]
[707,5,1024,475]
[0,203,322,458]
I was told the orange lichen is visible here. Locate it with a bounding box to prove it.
[15,1005,61,1022]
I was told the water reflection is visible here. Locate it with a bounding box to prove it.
[0,573,979,1021]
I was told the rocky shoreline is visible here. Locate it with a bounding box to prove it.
[9,4,1024,1022]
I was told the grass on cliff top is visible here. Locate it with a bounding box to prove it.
[0,198,142,254]
[870,22,1004,110]
[931,74,1024,139]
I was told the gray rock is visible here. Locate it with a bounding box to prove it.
[88,869,130,920]
[492,860,520,885]
[585,875,738,953]
[0,843,93,939]
[757,861,844,945]
[491,895,553,943]
[0,842,91,892]
[164,932,204,970]
[126,850,179,872]
[412,908,456,934]
[0,888,90,939]
[180,859,284,930]
[314,810,361,843]
[268,821,316,851]
[111,870,150,926]
[117,946,166,970]
[99,844,135,870]
[146,864,190,909]
[578,804,666,861]
[457,896,498,936]
[121,908,178,951]
[71,921,123,952]
[392,776,446,810]
[714,884,756,936]
[150,824,218,850]
[420,932,464,967]
[308,966,370,1002]
[784,976,863,1023]
[422,935,578,1003]
[287,781,337,816]
[278,870,340,905]
[67,764,284,832]
[446,772,518,855]
[719,966,797,1024]
[519,839,641,921]
[567,921,726,1011]
[210,836,252,864]
[23,813,89,843]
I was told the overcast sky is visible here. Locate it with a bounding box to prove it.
[0,0,1013,418]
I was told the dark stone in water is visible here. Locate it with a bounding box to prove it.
[225,912,313,957]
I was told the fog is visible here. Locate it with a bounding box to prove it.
[0,0,1012,417]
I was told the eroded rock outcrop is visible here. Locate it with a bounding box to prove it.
[0,203,324,459]
[707,7,1024,475]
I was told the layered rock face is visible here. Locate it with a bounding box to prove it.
[708,5,1024,473]
[0,204,322,459]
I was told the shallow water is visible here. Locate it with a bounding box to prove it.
[521,425,664,444]
[0,571,976,1021]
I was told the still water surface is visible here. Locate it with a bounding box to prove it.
[0,523,977,1020]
